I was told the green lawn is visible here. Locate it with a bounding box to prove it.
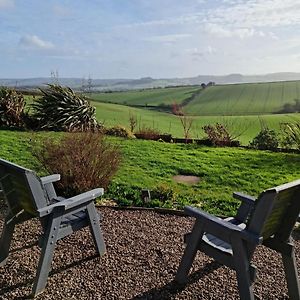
[93,101,300,144]
[1,130,300,216]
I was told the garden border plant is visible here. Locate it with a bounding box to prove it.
[31,131,121,197]
[31,84,101,132]
[0,87,28,129]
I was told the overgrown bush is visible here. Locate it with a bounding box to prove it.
[249,128,279,150]
[32,132,121,197]
[135,126,161,140]
[281,122,300,150]
[0,87,27,128]
[202,123,239,146]
[105,125,134,138]
[31,84,101,132]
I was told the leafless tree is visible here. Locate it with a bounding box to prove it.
[172,102,194,142]
[128,112,137,133]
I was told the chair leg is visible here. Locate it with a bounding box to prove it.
[232,239,255,300]
[31,214,62,297]
[86,203,106,256]
[0,218,15,267]
[175,218,204,284]
[282,251,300,300]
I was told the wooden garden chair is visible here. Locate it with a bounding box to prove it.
[175,179,300,300]
[0,158,106,297]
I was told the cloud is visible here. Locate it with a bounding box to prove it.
[0,0,14,9]
[186,46,217,57]
[208,0,300,28]
[143,33,191,43]
[203,23,275,39]
[19,35,55,50]
[121,0,300,32]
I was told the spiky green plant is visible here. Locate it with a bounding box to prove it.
[31,84,100,132]
[281,122,300,150]
[0,87,26,128]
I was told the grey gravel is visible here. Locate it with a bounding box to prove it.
[0,205,299,299]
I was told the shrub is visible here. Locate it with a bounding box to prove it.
[135,126,161,140]
[152,183,177,203]
[32,132,121,197]
[280,122,300,150]
[106,182,142,207]
[31,84,101,132]
[0,87,27,128]
[249,128,279,150]
[202,123,239,146]
[105,125,134,138]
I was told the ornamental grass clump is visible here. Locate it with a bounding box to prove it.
[281,122,300,150]
[0,87,27,128]
[32,132,121,197]
[31,84,101,132]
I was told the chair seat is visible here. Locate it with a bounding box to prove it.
[53,196,101,227]
[202,217,246,255]
[61,211,87,227]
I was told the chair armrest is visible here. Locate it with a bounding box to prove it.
[233,192,256,205]
[40,174,61,184]
[41,174,61,200]
[184,206,262,245]
[233,192,256,223]
[38,188,104,217]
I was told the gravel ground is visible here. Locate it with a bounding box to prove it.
[0,204,299,300]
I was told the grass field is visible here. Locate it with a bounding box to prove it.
[181,81,300,115]
[93,101,300,144]
[88,86,200,107]
[1,130,300,216]
[89,81,300,116]
[23,81,300,143]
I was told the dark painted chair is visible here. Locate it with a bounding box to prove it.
[0,158,106,297]
[175,180,300,300]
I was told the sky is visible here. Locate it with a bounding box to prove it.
[0,0,300,79]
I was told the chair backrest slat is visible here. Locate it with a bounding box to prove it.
[0,159,49,217]
[247,179,300,241]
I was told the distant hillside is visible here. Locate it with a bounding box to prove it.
[184,81,300,116]
[89,80,300,116]
[1,72,300,91]
[89,86,200,108]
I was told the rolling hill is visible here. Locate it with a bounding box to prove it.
[90,80,300,116]
[89,86,200,108]
[184,81,300,116]
[92,101,300,144]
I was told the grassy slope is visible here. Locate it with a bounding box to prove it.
[93,101,300,144]
[1,130,300,215]
[88,86,200,106]
[185,81,300,115]
[24,83,300,143]
[89,81,300,115]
